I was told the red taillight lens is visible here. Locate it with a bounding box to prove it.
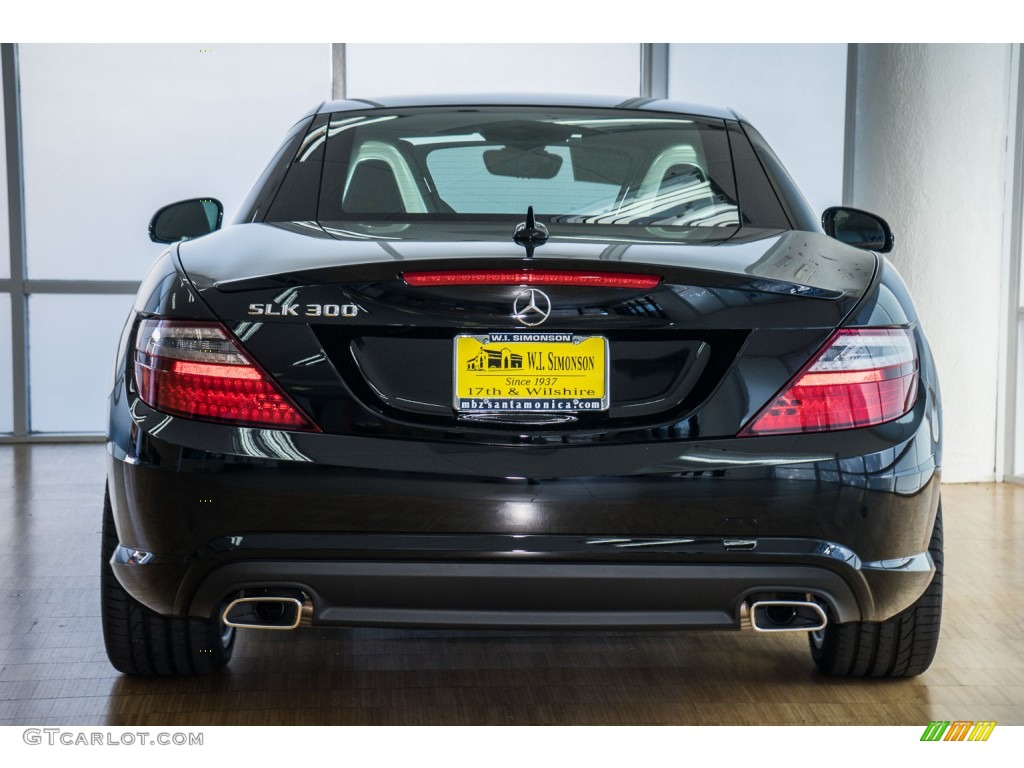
[739,328,919,436]
[133,320,317,431]
[403,270,661,289]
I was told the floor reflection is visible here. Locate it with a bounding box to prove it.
[0,446,1020,726]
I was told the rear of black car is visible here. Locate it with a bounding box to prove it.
[103,97,942,678]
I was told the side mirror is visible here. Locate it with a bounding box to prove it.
[822,206,894,253]
[149,198,223,244]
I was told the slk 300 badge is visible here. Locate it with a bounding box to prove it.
[247,303,363,317]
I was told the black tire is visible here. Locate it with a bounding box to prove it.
[809,502,943,678]
[101,486,234,675]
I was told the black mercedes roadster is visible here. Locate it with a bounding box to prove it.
[103,94,942,678]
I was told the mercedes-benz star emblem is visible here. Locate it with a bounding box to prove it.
[513,288,552,327]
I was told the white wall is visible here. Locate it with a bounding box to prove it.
[852,44,1012,483]
[346,44,640,98]
[667,44,847,217]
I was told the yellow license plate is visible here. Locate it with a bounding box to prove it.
[454,333,609,412]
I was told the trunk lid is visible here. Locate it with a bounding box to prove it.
[176,222,876,438]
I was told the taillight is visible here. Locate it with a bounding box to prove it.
[133,320,317,431]
[739,328,918,436]
[402,270,661,289]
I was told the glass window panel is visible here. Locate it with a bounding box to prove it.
[28,293,135,433]
[314,109,742,229]
[346,44,640,98]
[668,44,845,216]
[0,294,12,433]
[19,43,330,281]
[0,52,9,280]
[426,146,619,214]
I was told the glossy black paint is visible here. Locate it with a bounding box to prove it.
[108,97,941,634]
[315,94,738,119]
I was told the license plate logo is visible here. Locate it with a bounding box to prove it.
[454,333,609,412]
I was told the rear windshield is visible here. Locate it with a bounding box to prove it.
[265,107,791,231]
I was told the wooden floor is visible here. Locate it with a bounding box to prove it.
[1,444,1022,726]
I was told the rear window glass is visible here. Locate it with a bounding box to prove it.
[266,107,792,232]
[426,145,620,215]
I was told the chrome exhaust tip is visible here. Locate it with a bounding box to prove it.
[223,594,307,630]
[749,600,827,632]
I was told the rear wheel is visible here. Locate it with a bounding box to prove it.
[101,486,234,675]
[809,502,943,677]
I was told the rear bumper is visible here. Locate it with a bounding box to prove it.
[106,418,940,627]
[112,537,932,630]
[199,560,863,630]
